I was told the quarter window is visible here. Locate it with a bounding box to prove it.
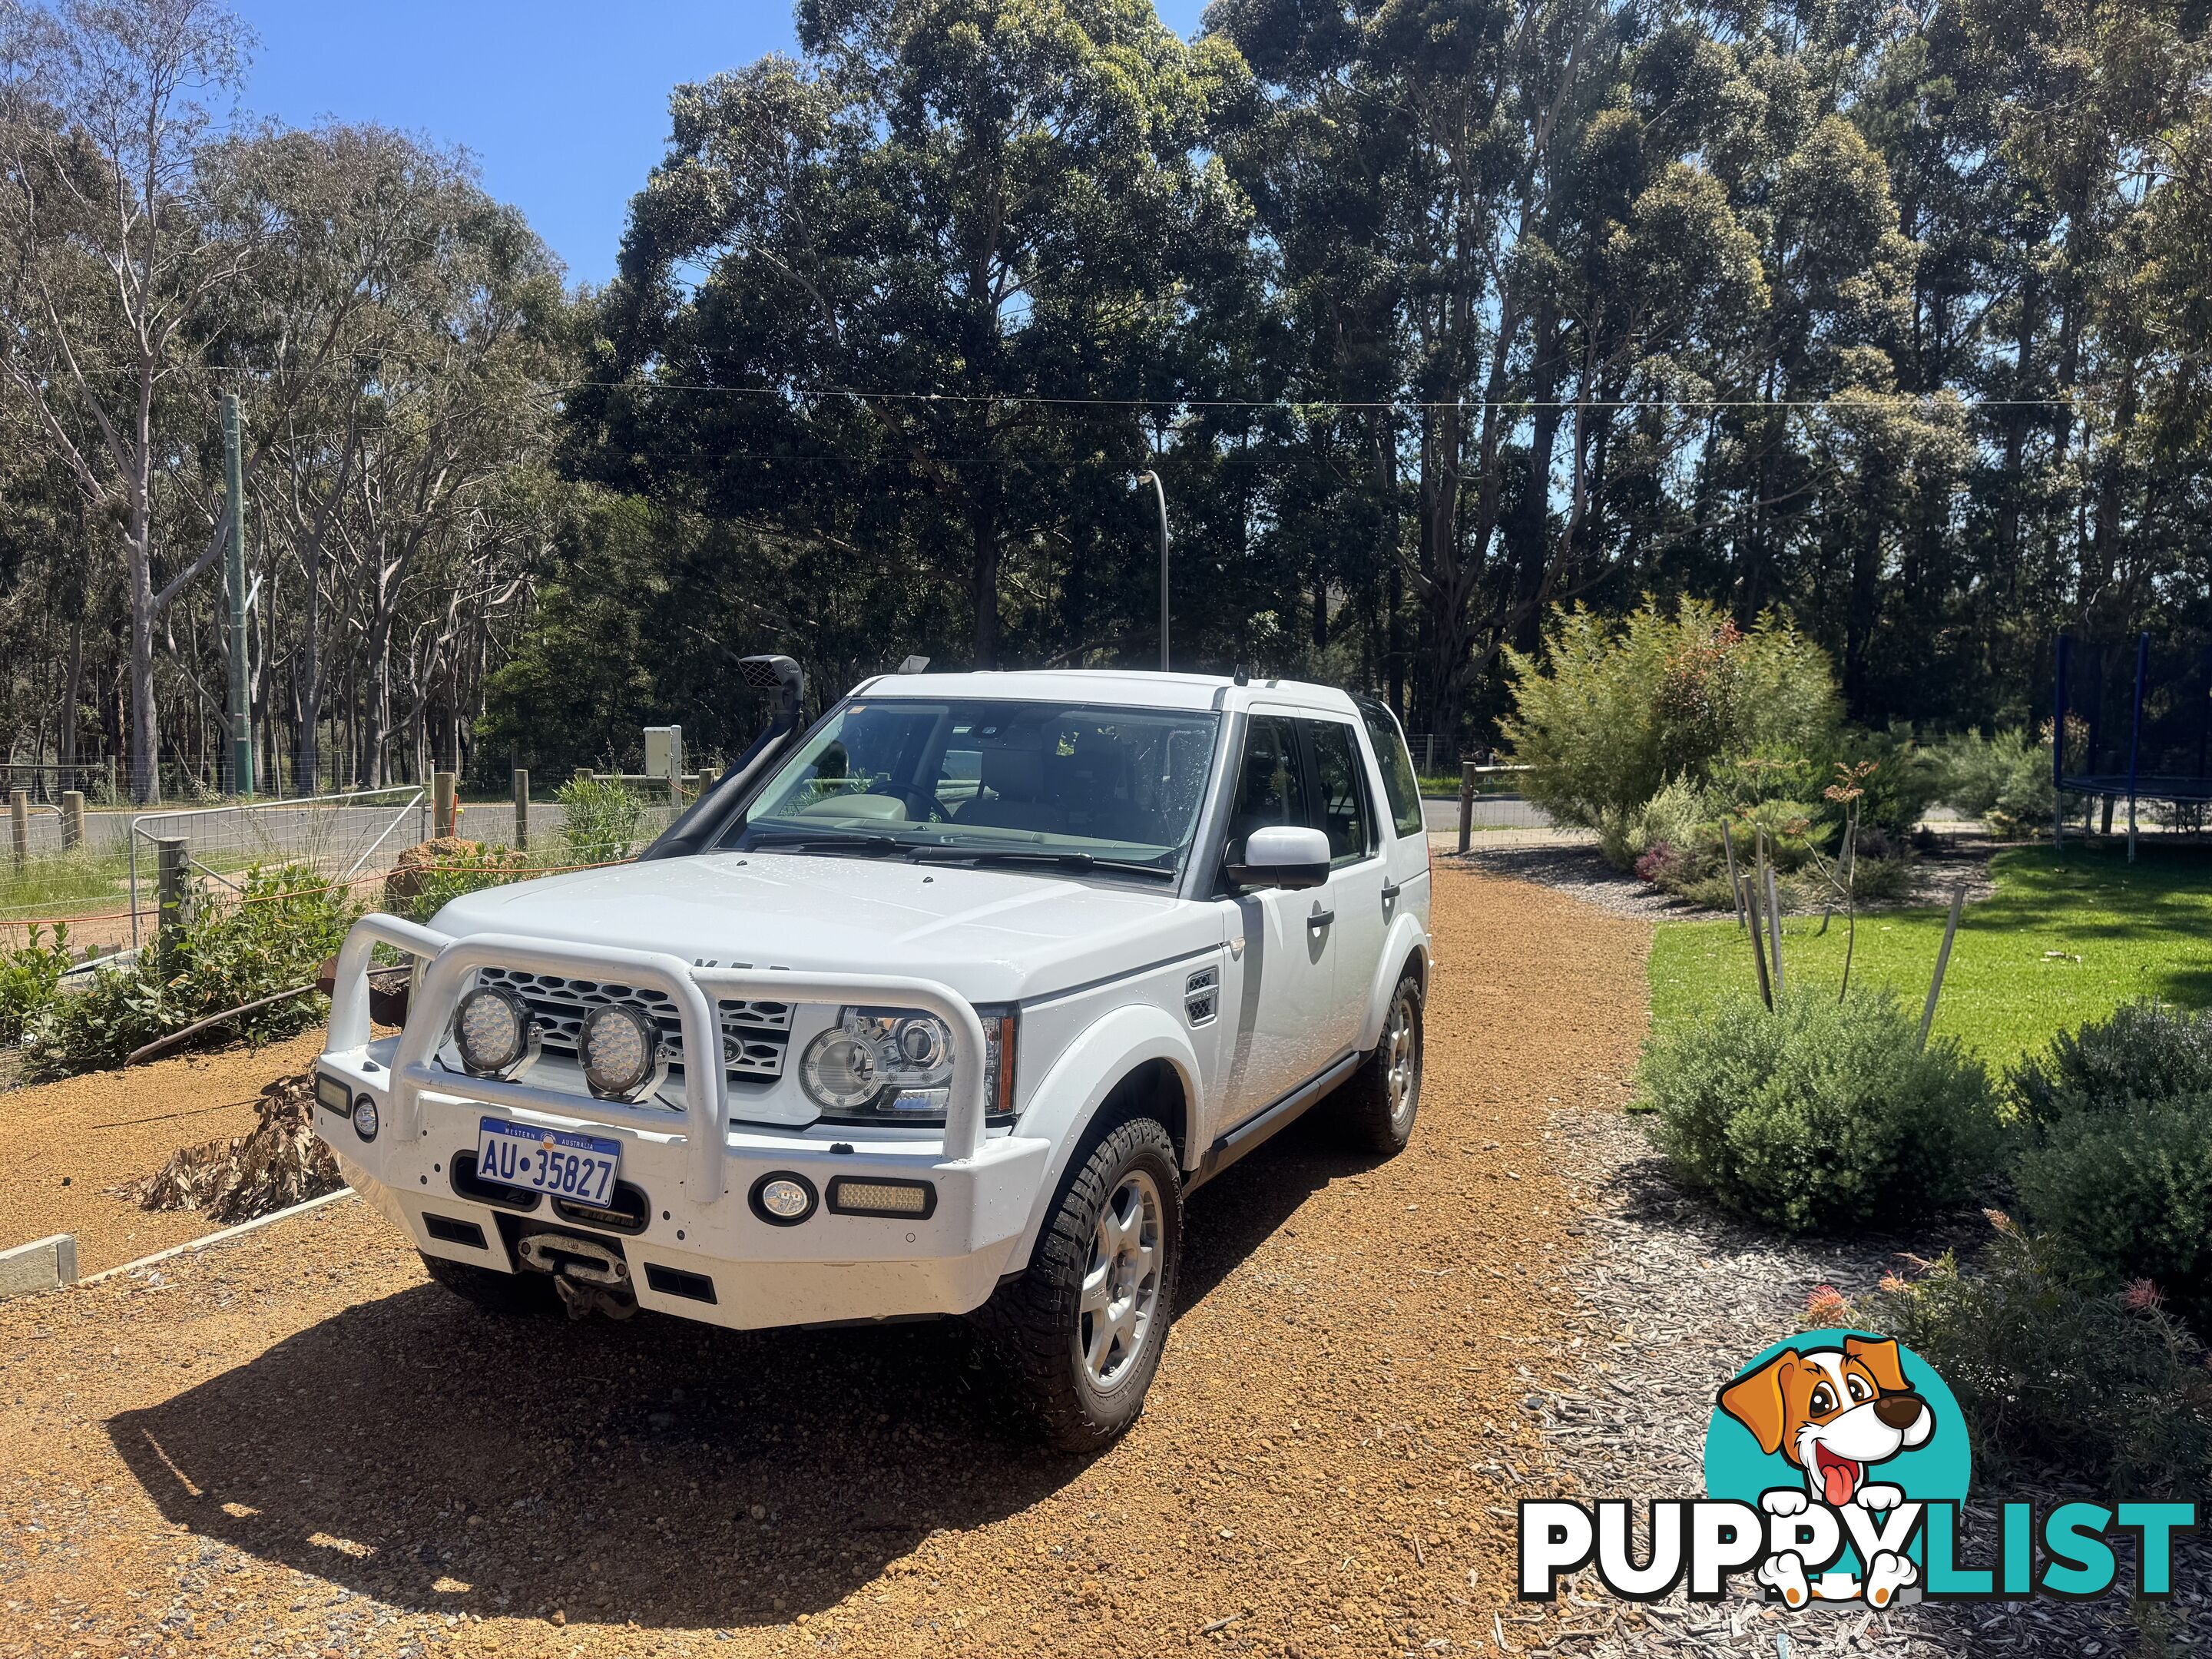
[1357,698,1426,839]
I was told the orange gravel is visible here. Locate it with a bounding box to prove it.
[0,865,1653,1657]
[0,1029,333,1274]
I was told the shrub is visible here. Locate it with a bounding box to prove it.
[1503,598,1841,840]
[1641,986,2001,1232]
[1930,727,2054,835]
[2010,1000,2212,1133]
[2013,1100,2212,1330]
[0,923,73,1045]
[1840,1215,2212,1493]
[23,864,357,1077]
[1830,723,1945,833]
[556,776,649,865]
[1601,777,1710,870]
[382,838,542,925]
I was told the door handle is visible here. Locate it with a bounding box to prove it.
[1307,909,1336,929]
[1380,882,1401,906]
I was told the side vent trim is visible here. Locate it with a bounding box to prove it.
[1184,965,1220,1028]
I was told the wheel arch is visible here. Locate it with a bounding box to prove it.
[1005,1004,1201,1272]
[1356,915,1432,1051]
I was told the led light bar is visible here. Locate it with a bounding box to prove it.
[826,1177,936,1220]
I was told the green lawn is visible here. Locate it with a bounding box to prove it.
[1648,843,2212,1068]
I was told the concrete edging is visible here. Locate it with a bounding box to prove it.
[0,1233,79,1301]
[75,1187,359,1286]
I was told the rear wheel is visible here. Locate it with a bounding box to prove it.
[419,1250,560,1317]
[977,1116,1182,1450]
[1333,969,1423,1154]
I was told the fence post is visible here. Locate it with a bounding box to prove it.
[156,836,190,967]
[8,787,27,866]
[1457,761,1475,854]
[433,771,457,839]
[512,768,530,850]
[61,790,85,851]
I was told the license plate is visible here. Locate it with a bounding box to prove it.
[475,1118,621,1205]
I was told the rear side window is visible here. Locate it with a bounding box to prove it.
[1357,699,1426,838]
[1304,720,1375,864]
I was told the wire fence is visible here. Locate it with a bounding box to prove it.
[123,788,429,949]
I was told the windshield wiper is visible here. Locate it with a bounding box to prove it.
[904,847,1176,882]
[745,831,906,856]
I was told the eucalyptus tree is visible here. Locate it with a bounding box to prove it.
[1207,0,1773,733]
[0,0,257,800]
[208,124,565,791]
[585,0,1254,669]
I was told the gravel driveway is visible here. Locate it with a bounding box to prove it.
[0,866,1654,1658]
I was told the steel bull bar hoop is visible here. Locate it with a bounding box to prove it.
[329,915,995,1202]
[689,968,992,1163]
[393,932,731,1201]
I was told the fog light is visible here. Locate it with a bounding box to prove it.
[826,1177,935,1219]
[452,985,538,1078]
[352,1094,379,1143]
[750,1172,817,1226]
[314,1071,351,1114]
[580,1005,666,1100]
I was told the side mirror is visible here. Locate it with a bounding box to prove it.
[1226,825,1330,892]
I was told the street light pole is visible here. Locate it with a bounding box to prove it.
[1137,469,1171,671]
[223,392,253,795]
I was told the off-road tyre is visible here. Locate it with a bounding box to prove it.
[976,1116,1183,1451]
[1332,968,1423,1154]
[419,1250,561,1316]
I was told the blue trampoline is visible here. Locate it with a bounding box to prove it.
[2054,633,2212,856]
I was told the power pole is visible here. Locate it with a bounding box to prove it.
[223,392,254,794]
[1138,470,1171,671]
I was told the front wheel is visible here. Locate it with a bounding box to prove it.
[976,1116,1182,1450]
[1333,969,1423,1154]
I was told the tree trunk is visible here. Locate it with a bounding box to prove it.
[59,618,84,769]
[969,474,1002,669]
[296,532,325,794]
[127,519,160,804]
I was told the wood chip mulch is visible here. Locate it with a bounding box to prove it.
[1526,1104,2210,1657]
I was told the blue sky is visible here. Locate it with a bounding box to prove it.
[233,1,1211,289]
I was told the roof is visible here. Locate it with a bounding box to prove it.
[843,667,1361,717]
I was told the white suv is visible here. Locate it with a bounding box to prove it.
[316,669,1431,1445]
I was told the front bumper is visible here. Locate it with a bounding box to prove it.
[316,915,1049,1330]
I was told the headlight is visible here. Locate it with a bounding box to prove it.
[580,1005,668,1101]
[796,1006,1017,1124]
[452,985,538,1078]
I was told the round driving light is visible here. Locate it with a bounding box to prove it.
[453,985,538,1078]
[580,1004,666,1100]
[750,1171,818,1227]
[352,1094,379,1143]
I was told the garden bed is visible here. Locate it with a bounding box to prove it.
[1530,1104,2210,1656]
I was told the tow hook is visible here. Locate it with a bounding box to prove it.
[517,1233,637,1321]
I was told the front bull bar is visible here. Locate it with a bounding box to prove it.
[326,912,994,1206]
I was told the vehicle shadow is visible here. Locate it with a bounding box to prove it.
[107,1108,1377,1630]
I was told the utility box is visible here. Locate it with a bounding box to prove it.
[644,726,685,799]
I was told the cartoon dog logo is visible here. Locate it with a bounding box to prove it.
[1717,1336,1934,1608]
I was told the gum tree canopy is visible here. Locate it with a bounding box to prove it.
[584,0,1254,668]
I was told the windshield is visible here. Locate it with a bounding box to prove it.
[723,698,1222,881]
